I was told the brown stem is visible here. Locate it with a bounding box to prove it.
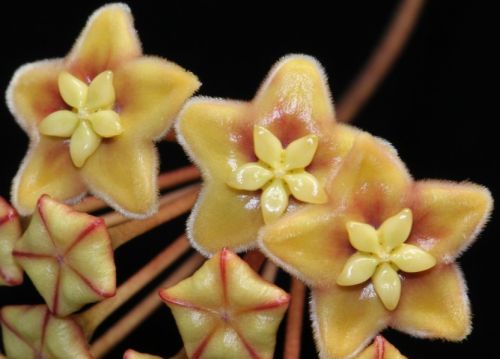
[243,249,266,272]
[261,261,279,282]
[109,185,200,249]
[284,278,306,359]
[90,254,204,358]
[73,166,200,213]
[336,0,426,123]
[76,235,191,337]
[101,185,199,229]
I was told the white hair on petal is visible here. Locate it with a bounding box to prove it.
[309,290,382,359]
[67,3,142,65]
[254,53,336,117]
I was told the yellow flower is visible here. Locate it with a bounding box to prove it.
[0,197,23,286]
[7,3,200,218]
[0,305,92,359]
[260,133,492,358]
[177,55,358,254]
[160,249,290,359]
[13,195,115,316]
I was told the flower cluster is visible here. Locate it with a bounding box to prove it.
[0,3,493,359]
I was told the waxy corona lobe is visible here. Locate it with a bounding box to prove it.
[227,125,327,224]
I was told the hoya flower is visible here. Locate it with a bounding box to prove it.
[260,133,492,358]
[0,197,23,286]
[13,195,115,316]
[123,349,187,359]
[177,54,358,254]
[160,248,290,359]
[0,305,91,359]
[7,3,200,218]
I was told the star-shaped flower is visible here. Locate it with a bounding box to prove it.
[260,133,492,358]
[177,54,358,254]
[227,125,327,223]
[13,195,116,316]
[0,197,23,286]
[0,305,91,359]
[160,248,290,359]
[356,336,406,359]
[8,3,200,218]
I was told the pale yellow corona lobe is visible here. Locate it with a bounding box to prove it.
[38,71,123,168]
[337,208,436,310]
[227,125,326,223]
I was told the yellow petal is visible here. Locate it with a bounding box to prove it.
[284,134,318,170]
[373,263,401,311]
[70,121,101,168]
[260,206,349,287]
[227,163,273,191]
[261,179,288,224]
[114,57,200,140]
[312,286,388,359]
[39,110,79,137]
[66,4,141,76]
[393,264,471,340]
[409,181,493,262]
[88,110,123,137]
[253,55,334,127]
[188,182,263,254]
[391,244,436,273]
[86,71,115,111]
[327,133,412,227]
[12,137,86,216]
[283,171,327,204]
[176,99,250,180]
[7,59,65,133]
[357,336,407,359]
[336,253,378,286]
[58,72,88,109]
[253,126,283,168]
[378,208,412,252]
[80,137,158,217]
[345,221,380,254]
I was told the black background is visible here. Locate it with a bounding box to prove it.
[0,1,497,358]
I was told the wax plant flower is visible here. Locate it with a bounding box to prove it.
[0,197,23,286]
[160,248,290,359]
[260,133,492,358]
[13,195,115,316]
[124,349,187,359]
[0,305,92,359]
[7,3,200,218]
[177,54,358,254]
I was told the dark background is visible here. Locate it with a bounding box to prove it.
[0,1,497,358]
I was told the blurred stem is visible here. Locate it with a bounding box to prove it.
[261,260,279,282]
[73,166,200,213]
[284,278,306,359]
[76,234,191,338]
[243,249,266,272]
[109,185,200,249]
[90,254,204,358]
[337,0,425,123]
